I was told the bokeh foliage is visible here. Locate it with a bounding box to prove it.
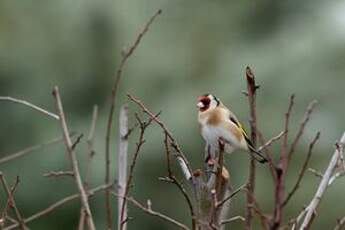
[0,0,345,229]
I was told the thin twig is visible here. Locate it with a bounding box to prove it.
[0,175,20,228]
[288,100,318,163]
[0,136,71,165]
[0,96,59,120]
[104,9,162,229]
[163,133,196,229]
[216,184,246,209]
[300,132,345,229]
[78,105,98,230]
[283,132,320,207]
[43,171,74,178]
[308,168,323,178]
[220,216,245,225]
[52,86,95,230]
[257,131,286,152]
[0,174,27,230]
[244,66,259,230]
[4,184,112,230]
[257,132,278,181]
[127,94,193,179]
[113,193,190,230]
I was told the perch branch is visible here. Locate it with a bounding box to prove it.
[334,216,345,230]
[104,9,162,229]
[52,86,95,230]
[244,66,259,230]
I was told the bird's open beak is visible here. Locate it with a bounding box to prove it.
[197,102,204,108]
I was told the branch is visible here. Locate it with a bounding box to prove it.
[282,132,320,207]
[0,175,20,228]
[288,100,318,163]
[104,9,162,229]
[0,136,71,165]
[162,133,196,229]
[334,216,345,230]
[0,96,59,120]
[0,174,27,230]
[220,216,245,226]
[52,86,95,230]
[119,114,154,230]
[127,94,193,180]
[257,132,278,181]
[43,171,74,178]
[113,193,190,230]
[79,105,98,230]
[4,184,111,230]
[244,66,259,230]
[300,132,345,229]
[118,105,129,230]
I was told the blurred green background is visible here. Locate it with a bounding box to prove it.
[1,0,345,229]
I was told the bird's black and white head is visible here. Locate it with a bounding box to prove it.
[197,94,220,112]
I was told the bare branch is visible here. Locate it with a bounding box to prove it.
[118,105,129,230]
[216,184,246,209]
[257,131,286,152]
[244,66,259,230]
[300,132,345,229]
[4,184,112,230]
[0,175,20,228]
[0,96,59,120]
[43,171,74,178]
[113,193,190,230]
[288,100,318,163]
[119,114,153,230]
[283,132,320,207]
[52,86,95,230]
[162,133,196,229]
[0,136,71,165]
[0,174,27,230]
[104,9,162,228]
[79,105,98,230]
[221,216,245,226]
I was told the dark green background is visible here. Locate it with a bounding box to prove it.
[1,0,345,229]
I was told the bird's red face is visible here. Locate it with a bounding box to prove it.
[197,95,211,112]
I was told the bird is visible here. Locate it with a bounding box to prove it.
[197,93,267,163]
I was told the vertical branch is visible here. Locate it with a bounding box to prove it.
[244,66,259,230]
[104,10,162,229]
[118,105,129,230]
[272,95,294,229]
[52,86,96,230]
[79,105,98,230]
[300,132,345,229]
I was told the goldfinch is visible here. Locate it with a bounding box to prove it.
[197,93,267,163]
